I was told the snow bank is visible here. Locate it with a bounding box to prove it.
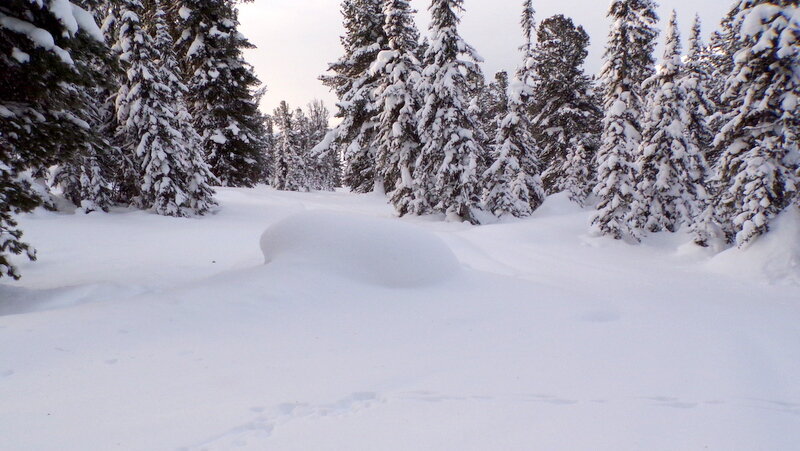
[260,211,460,287]
[708,206,800,284]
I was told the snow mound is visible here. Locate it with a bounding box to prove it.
[260,211,460,287]
[708,206,800,285]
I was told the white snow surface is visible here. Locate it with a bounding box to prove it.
[261,211,459,288]
[1,188,799,450]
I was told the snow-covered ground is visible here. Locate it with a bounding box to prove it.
[1,187,799,450]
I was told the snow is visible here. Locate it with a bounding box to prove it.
[260,211,459,288]
[0,12,73,64]
[10,47,30,63]
[1,188,799,450]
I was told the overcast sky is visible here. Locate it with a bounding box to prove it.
[238,0,731,116]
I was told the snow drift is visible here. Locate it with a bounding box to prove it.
[260,210,460,287]
[708,205,800,284]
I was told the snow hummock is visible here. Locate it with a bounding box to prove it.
[260,210,460,287]
[708,205,800,284]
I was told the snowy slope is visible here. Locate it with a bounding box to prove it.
[1,188,799,450]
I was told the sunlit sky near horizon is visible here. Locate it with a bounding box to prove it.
[238,0,731,117]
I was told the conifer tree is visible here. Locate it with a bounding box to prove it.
[683,15,716,159]
[632,11,710,239]
[1,0,104,278]
[414,0,486,223]
[117,0,217,217]
[304,100,336,191]
[528,14,602,205]
[592,0,658,240]
[712,0,800,247]
[372,0,424,216]
[176,0,267,188]
[271,101,307,192]
[319,0,388,193]
[482,80,545,218]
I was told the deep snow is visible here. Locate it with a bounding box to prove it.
[1,187,798,450]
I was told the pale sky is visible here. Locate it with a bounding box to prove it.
[238,0,731,116]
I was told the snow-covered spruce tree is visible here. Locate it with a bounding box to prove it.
[52,0,119,214]
[683,15,716,160]
[271,101,307,192]
[319,0,387,193]
[482,80,545,218]
[414,0,486,223]
[371,0,423,216]
[632,11,710,242]
[591,0,658,241]
[0,0,107,278]
[117,0,217,217]
[304,100,336,191]
[176,0,267,188]
[712,0,800,247]
[528,14,602,205]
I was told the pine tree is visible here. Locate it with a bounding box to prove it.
[528,14,602,205]
[712,0,800,247]
[414,0,486,224]
[592,0,658,240]
[482,80,545,218]
[271,101,307,192]
[320,0,387,193]
[371,0,423,216]
[632,11,710,240]
[1,0,105,278]
[117,0,217,217]
[176,0,267,188]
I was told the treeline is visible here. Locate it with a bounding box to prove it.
[319,0,799,246]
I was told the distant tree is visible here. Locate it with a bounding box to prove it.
[319,0,387,193]
[271,101,307,192]
[528,14,601,205]
[592,0,658,241]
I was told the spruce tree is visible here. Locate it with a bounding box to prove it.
[712,0,800,247]
[176,0,267,188]
[117,0,217,217]
[372,0,424,216]
[528,14,602,205]
[1,0,104,278]
[632,11,710,239]
[482,80,545,218]
[414,0,486,224]
[271,101,307,192]
[683,15,716,159]
[305,100,336,191]
[320,0,387,193]
[592,0,658,240]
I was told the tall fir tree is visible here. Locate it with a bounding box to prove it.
[319,0,388,193]
[176,0,267,188]
[683,15,716,160]
[632,11,710,240]
[1,0,104,278]
[414,0,486,223]
[304,100,337,191]
[482,80,545,218]
[528,14,602,205]
[712,0,800,247]
[592,0,658,241]
[116,0,217,217]
[372,0,423,216]
[271,101,307,192]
